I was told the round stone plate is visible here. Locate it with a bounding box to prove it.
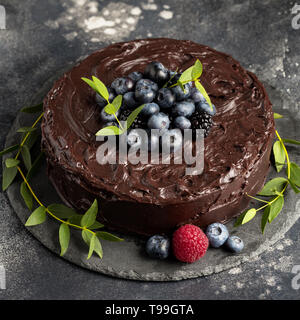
[3,72,300,281]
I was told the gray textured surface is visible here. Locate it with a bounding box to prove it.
[0,0,300,299]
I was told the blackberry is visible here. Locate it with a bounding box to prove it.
[119,107,146,129]
[189,110,213,137]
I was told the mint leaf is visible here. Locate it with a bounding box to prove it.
[2,166,18,191]
[195,80,213,108]
[90,221,104,230]
[192,59,203,80]
[5,158,20,168]
[273,140,286,172]
[282,138,300,146]
[21,103,43,114]
[289,179,300,193]
[81,199,98,228]
[258,177,287,196]
[126,104,145,130]
[268,196,284,222]
[96,231,123,242]
[59,223,70,256]
[104,103,116,115]
[21,145,32,171]
[92,76,109,100]
[0,144,19,157]
[95,125,124,136]
[261,206,270,234]
[17,127,37,133]
[82,230,103,259]
[178,66,193,84]
[112,95,123,113]
[25,206,46,226]
[68,214,82,226]
[289,162,300,187]
[234,208,256,227]
[47,204,77,219]
[23,131,39,150]
[87,234,96,259]
[20,181,33,211]
[273,113,283,119]
[81,77,98,92]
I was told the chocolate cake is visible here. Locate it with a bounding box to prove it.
[41,38,275,236]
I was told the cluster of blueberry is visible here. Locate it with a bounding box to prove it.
[96,61,216,151]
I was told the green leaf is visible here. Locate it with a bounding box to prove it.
[47,204,77,219]
[195,80,213,108]
[0,144,19,157]
[125,104,145,130]
[289,162,300,187]
[25,206,46,226]
[20,181,33,211]
[95,125,124,136]
[273,113,283,119]
[92,76,109,100]
[96,231,123,242]
[234,208,257,227]
[67,214,82,226]
[273,140,286,172]
[112,95,123,113]
[282,138,300,146]
[90,220,104,230]
[82,230,103,259]
[104,103,116,115]
[288,179,300,193]
[179,65,194,83]
[268,196,284,223]
[21,145,32,171]
[26,152,45,181]
[192,59,203,80]
[258,177,287,196]
[81,77,98,92]
[21,103,43,113]
[81,199,98,228]
[17,127,37,133]
[23,130,39,150]
[2,166,18,191]
[5,158,20,168]
[261,206,270,234]
[59,223,70,256]
[87,234,96,259]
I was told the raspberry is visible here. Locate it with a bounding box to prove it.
[172,224,209,263]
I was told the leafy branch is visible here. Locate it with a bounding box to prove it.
[235,113,300,233]
[81,76,145,136]
[168,59,213,110]
[1,105,123,259]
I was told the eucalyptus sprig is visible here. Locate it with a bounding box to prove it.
[1,105,123,259]
[168,59,213,110]
[235,113,300,233]
[81,76,145,136]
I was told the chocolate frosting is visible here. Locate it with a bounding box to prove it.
[41,38,275,236]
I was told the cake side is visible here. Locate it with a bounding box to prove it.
[41,38,275,236]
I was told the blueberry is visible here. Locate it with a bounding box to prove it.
[196,102,216,116]
[156,88,175,109]
[171,83,191,101]
[147,112,170,133]
[95,87,116,108]
[161,129,183,152]
[135,87,155,104]
[111,77,134,95]
[144,62,168,84]
[128,71,143,83]
[100,107,120,122]
[205,223,229,248]
[141,102,160,117]
[136,78,158,92]
[127,129,144,148]
[146,235,170,259]
[190,87,206,103]
[173,100,195,117]
[226,236,244,253]
[174,116,191,129]
[123,92,139,109]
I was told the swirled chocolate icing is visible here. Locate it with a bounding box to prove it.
[41,39,275,236]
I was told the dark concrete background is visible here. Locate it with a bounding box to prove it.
[0,0,300,299]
